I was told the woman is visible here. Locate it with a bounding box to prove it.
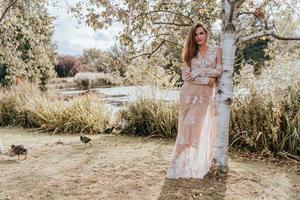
[166,22,223,179]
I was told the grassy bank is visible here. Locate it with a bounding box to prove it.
[1,82,299,159]
[114,86,300,160]
[0,83,110,134]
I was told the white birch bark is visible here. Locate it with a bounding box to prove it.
[215,33,236,169]
[214,0,237,170]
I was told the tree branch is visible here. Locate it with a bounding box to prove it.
[228,2,235,24]
[0,0,19,24]
[237,30,300,44]
[141,33,170,48]
[141,33,183,50]
[134,10,194,23]
[163,39,183,48]
[131,38,183,60]
[270,33,300,41]
[237,11,258,18]
[153,21,191,27]
[237,10,268,29]
[281,0,300,14]
[131,40,166,59]
[225,0,246,31]
[229,0,246,23]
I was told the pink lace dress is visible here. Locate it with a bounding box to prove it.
[166,45,223,179]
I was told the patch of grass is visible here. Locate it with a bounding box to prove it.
[74,72,121,89]
[230,86,300,160]
[25,94,110,134]
[0,95,19,126]
[0,83,110,134]
[115,97,179,137]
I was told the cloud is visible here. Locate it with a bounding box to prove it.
[56,40,83,56]
[94,32,112,41]
[47,0,122,56]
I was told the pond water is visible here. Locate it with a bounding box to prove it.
[57,84,250,117]
[58,85,180,116]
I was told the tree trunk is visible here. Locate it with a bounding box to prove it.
[214,0,237,171]
[215,33,236,170]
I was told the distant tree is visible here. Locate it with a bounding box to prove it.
[55,56,80,78]
[0,0,56,90]
[80,45,132,77]
[80,48,110,73]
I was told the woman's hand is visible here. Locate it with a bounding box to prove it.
[185,71,216,87]
[184,71,193,81]
[208,78,216,87]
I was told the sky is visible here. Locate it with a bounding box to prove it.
[47,0,300,56]
[47,0,122,56]
[46,0,221,56]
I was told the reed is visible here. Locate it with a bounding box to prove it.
[115,97,179,137]
[0,83,110,134]
[230,85,300,160]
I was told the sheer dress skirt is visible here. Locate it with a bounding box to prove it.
[166,82,217,179]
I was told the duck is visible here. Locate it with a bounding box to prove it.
[8,145,28,160]
[80,134,92,148]
[103,126,115,134]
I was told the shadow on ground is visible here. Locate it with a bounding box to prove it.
[157,175,227,200]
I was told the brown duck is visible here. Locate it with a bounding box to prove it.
[8,145,28,160]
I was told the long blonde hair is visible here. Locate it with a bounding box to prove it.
[182,23,209,66]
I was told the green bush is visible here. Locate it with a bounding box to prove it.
[25,94,110,134]
[115,97,178,137]
[0,83,110,134]
[55,56,80,78]
[230,86,300,160]
[0,95,19,126]
[74,72,121,89]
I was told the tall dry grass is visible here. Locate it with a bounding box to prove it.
[115,97,178,137]
[230,60,300,159]
[0,83,110,134]
[230,86,300,160]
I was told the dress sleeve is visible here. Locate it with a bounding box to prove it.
[181,66,209,85]
[206,46,223,77]
[195,64,223,78]
[192,46,223,78]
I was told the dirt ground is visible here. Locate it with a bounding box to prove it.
[0,127,299,200]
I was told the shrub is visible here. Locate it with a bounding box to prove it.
[230,60,300,160]
[0,83,40,126]
[25,94,110,134]
[115,97,178,137]
[74,72,121,89]
[55,56,80,78]
[114,86,299,159]
[0,82,110,134]
[0,95,19,126]
[230,86,300,160]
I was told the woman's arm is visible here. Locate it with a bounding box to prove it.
[182,65,209,85]
[193,47,223,78]
[205,47,223,77]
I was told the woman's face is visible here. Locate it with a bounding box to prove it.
[195,27,207,46]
